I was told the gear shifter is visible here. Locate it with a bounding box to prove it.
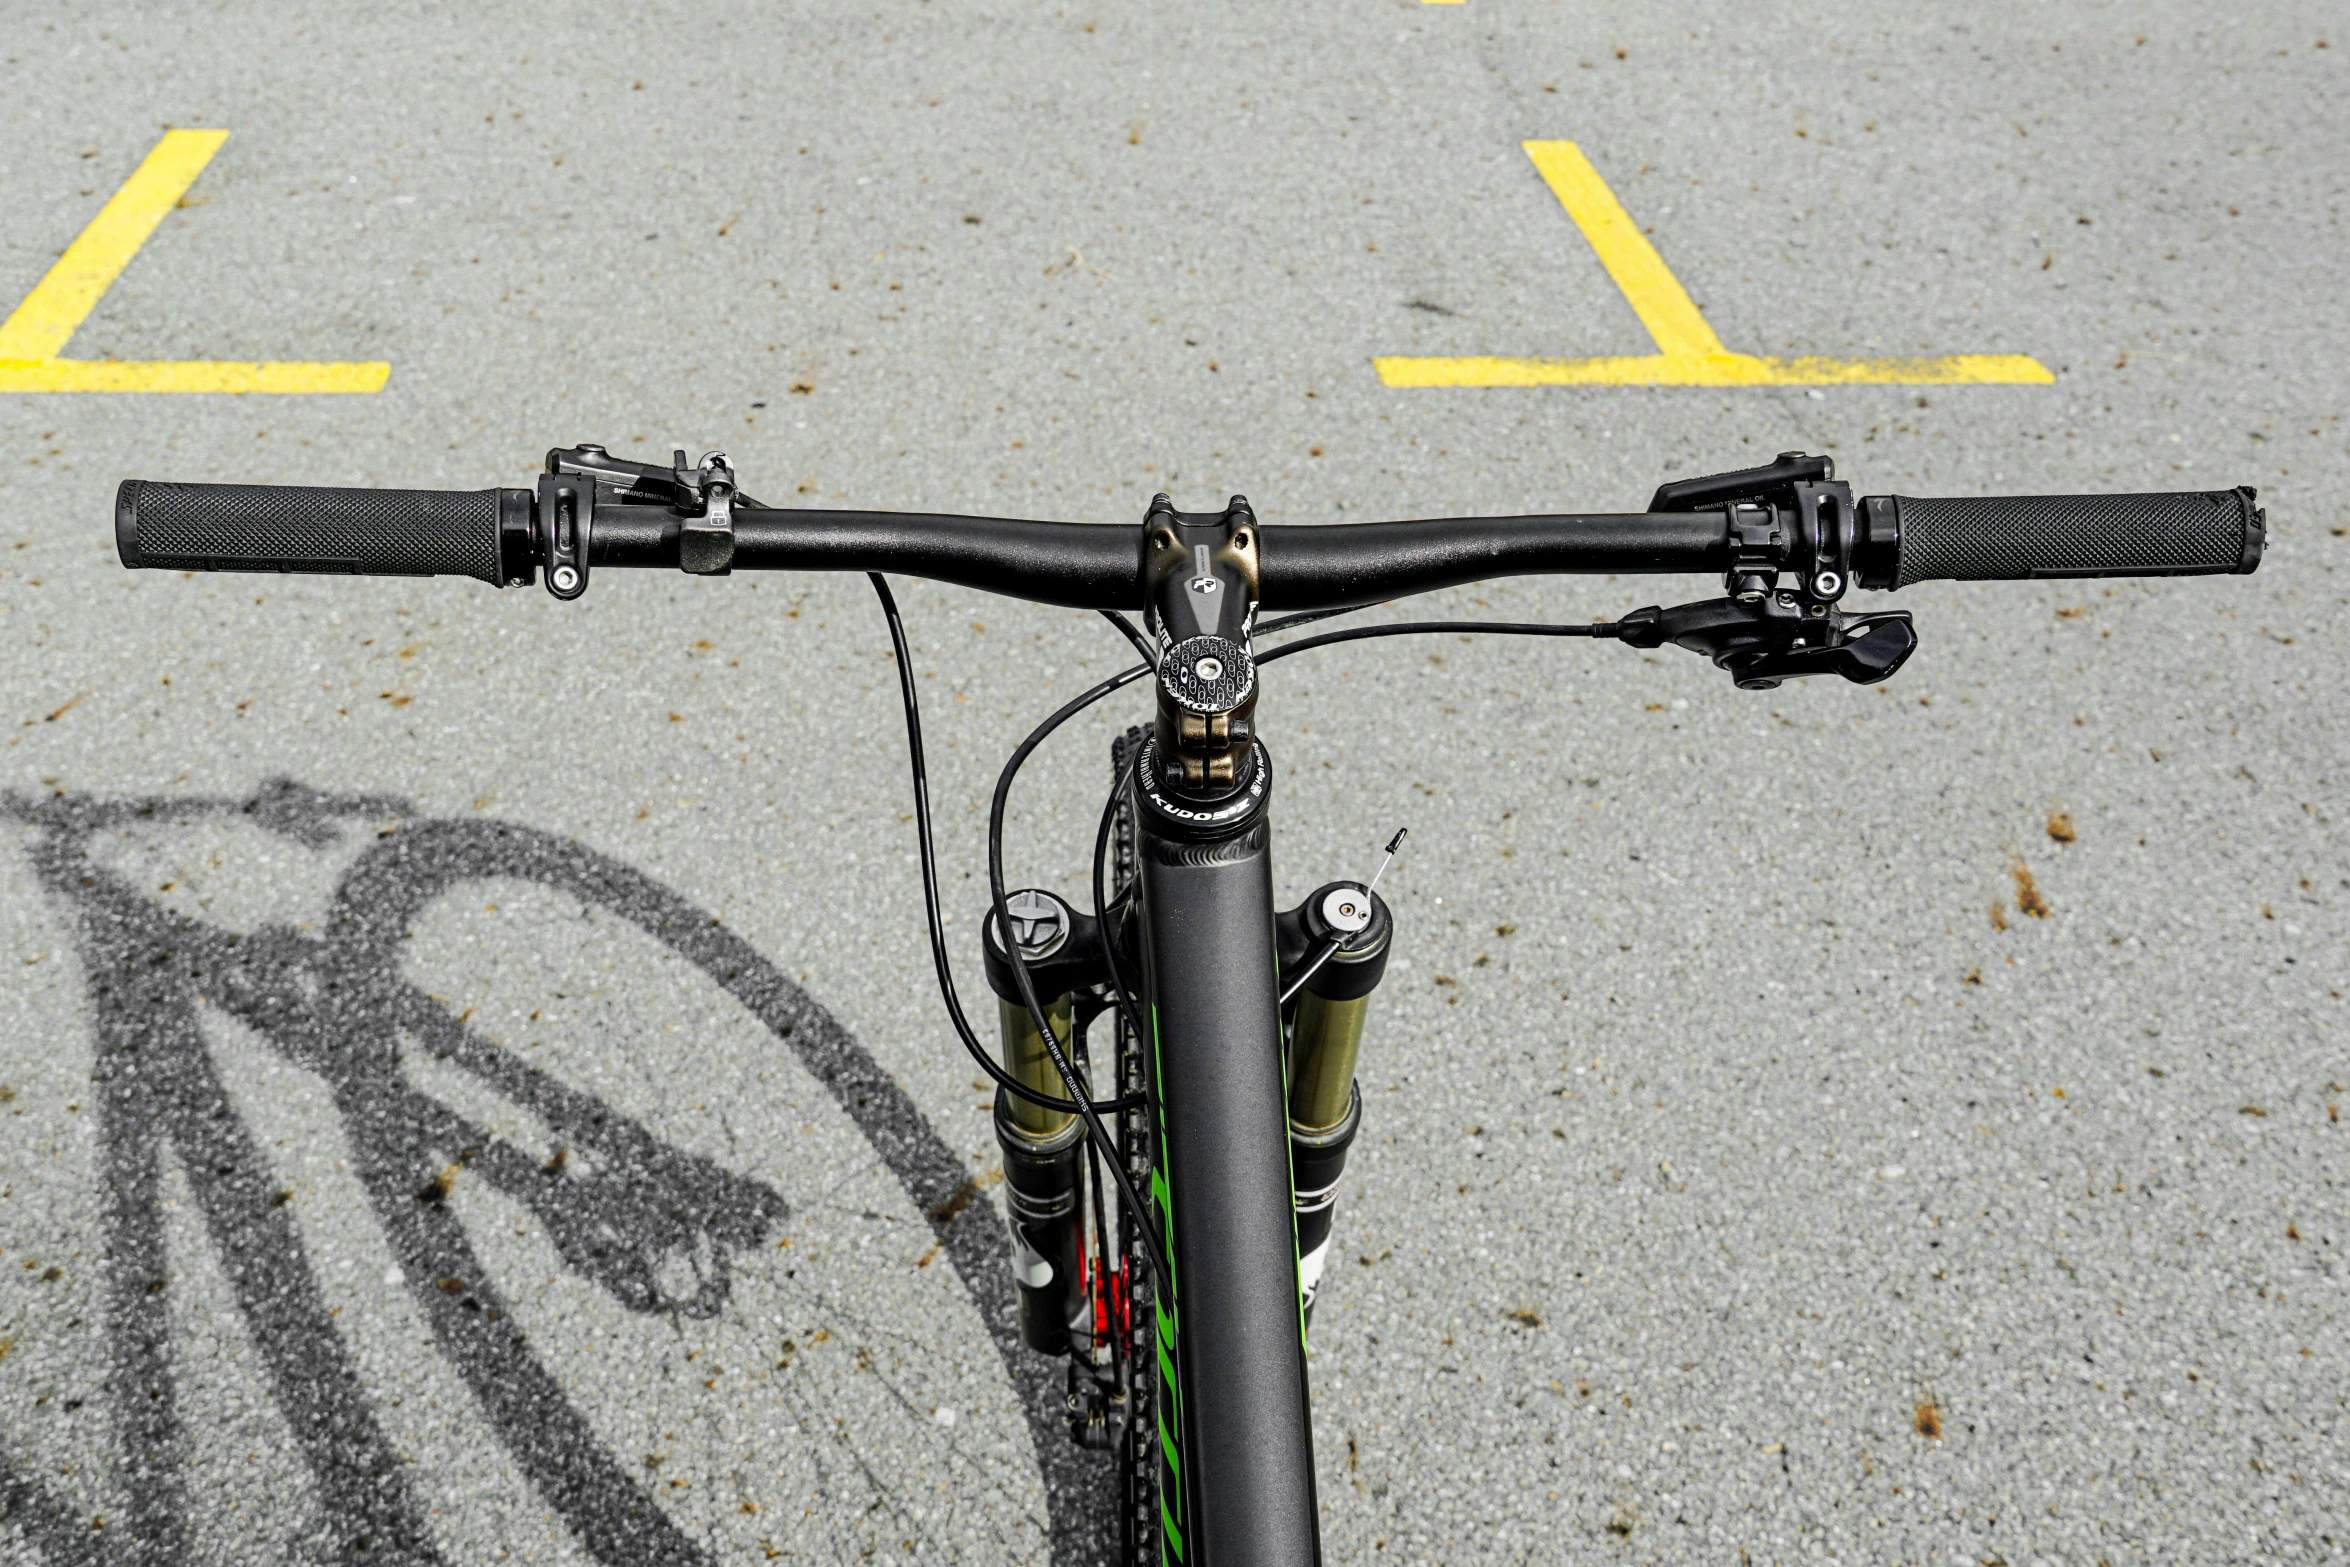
[1610,595,1916,690]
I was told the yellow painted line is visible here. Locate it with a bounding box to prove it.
[1523,141,1724,358]
[1376,352,2054,387]
[1379,140,2052,388]
[0,130,229,361]
[0,358,390,393]
[0,129,389,394]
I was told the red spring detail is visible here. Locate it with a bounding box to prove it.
[1098,1260,1130,1340]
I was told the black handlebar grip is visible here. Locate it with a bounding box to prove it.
[116,481,532,585]
[1867,487,2263,588]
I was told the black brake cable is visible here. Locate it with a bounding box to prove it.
[1254,619,1598,986]
[1088,757,1146,1387]
[1257,618,1611,665]
[924,590,1617,1280]
[1082,1131,1125,1389]
[1090,782,1151,1075]
[1252,603,1365,638]
[988,662,1171,1286]
[1098,609,1158,668]
[867,575,1138,1117]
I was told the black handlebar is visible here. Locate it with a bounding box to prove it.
[115,471,2263,610]
[610,506,1150,608]
[115,481,1732,608]
[1251,514,1729,610]
[604,506,1728,610]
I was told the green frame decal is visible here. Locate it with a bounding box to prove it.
[1150,1006,1187,1563]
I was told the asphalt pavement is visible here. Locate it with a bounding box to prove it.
[2,3,2345,1564]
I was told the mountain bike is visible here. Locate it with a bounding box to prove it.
[113,448,2264,1565]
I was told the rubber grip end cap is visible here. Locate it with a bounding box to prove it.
[116,480,149,570]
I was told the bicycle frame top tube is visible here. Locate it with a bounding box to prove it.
[1128,740,1320,1567]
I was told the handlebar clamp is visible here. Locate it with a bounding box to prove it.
[1723,502,1784,603]
[535,472,592,600]
[535,443,755,597]
[1652,450,1856,610]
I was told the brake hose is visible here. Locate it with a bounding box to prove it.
[868,574,1139,1117]
[987,665,1171,1286]
[890,576,1614,1279]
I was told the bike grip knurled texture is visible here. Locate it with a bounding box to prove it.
[116,480,515,585]
[1883,487,2262,587]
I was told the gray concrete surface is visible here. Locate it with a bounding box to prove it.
[3,3,2345,1564]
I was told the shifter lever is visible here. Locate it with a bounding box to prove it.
[1612,596,1916,690]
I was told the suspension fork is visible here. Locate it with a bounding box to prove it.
[1277,883,1394,1321]
[982,890,1103,1360]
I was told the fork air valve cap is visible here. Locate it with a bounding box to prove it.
[1293,881,1393,1001]
[981,888,1103,1003]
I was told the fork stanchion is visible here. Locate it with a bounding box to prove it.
[985,890,1094,1356]
[1283,882,1392,1321]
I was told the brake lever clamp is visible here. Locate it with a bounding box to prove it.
[535,470,592,600]
[536,444,757,597]
[1612,594,1917,691]
[1649,449,1858,613]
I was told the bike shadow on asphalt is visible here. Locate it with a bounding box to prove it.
[0,779,1113,1566]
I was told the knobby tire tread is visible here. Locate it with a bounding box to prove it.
[1110,724,1161,1567]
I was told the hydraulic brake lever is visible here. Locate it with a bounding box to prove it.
[1613,595,1916,690]
[1650,449,1861,609]
[536,444,756,597]
[1623,448,1912,688]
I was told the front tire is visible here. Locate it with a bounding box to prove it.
[1110,725,1160,1566]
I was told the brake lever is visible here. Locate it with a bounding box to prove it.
[1613,595,1916,690]
[536,444,759,597]
[1647,449,1860,612]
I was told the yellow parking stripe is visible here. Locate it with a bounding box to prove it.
[1522,140,1725,358]
[0,130,228,361]
[0,130,389,393]
[1377,141,2053,388]
[0,358,390,393]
